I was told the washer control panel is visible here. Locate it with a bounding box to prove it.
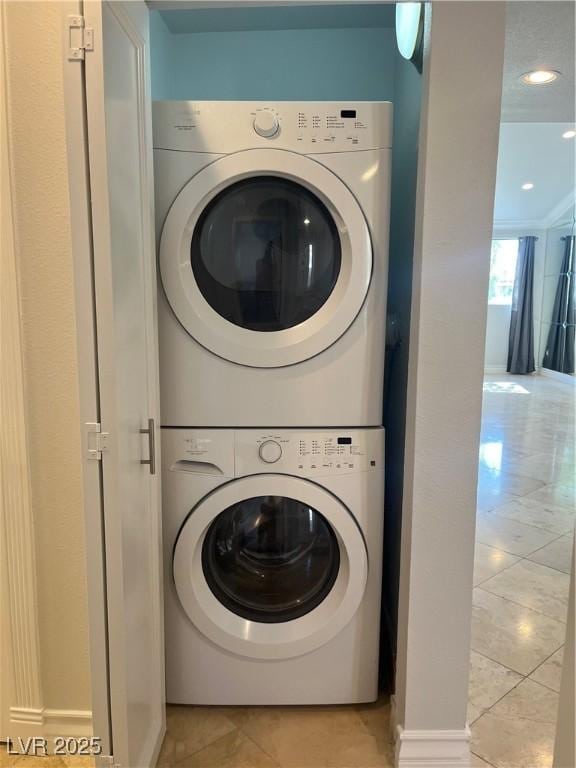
[162,428,384,478]
[153,101,393,154]
[236,429,384,477]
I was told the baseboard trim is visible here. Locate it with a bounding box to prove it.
[8,706,92,739]
[9,707,44,727]
[390,696,399,746]
[396,725,471,767]
[483,365,507,374]
[43,708,93,738]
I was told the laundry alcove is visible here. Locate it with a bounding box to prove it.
[148,1,422,699]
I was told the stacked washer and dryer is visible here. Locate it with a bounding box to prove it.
[153,101,392,705]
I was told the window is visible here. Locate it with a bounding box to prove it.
[488,239,518,305]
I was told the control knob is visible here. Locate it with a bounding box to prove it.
[259,440,282,463]
[253,110,279,138]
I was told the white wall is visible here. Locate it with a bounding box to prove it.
[484,303,512,372]
[484,230,546,373]
[395,2,505,763]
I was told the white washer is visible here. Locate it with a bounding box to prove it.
[162,427,385,705]
[154,101,392,427]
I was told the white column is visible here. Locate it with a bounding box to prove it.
[395,3,506,766]
[0,0,44,733]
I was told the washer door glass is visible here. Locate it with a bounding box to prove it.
[191,177,342,331]
[201,495,340,623]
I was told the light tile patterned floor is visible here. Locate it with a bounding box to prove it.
[0,748,94,768]
[156,697,394,767]
[470,374,574,768]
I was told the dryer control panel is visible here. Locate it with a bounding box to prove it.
[162,428,384,478]
[153,101,393,154]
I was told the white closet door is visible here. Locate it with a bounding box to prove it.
[83,2,165,767]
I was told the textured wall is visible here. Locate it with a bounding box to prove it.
[4,0,91,712]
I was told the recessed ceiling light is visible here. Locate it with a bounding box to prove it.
[522,183,534,190]
[521,70,560,85]
[562,130,576,139]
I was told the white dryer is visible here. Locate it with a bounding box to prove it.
[153,101,392,427]
[162,427,385,705]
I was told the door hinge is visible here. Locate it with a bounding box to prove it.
[67,15,94,60]
[85,422,109,461]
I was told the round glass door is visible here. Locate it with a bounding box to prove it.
[191,177,341,332]
[159,150,372,368]
[202,495,340,622]
[172,474,368,659]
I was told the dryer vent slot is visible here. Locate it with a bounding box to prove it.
[171,460,224,475]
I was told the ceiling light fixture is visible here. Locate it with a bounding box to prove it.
[562,129,576,139]
[521,70,560,85]
[521,183,534,190]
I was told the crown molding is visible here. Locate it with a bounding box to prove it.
[494,191,575,232]
[541,191,575,228]
[493,220,545,231]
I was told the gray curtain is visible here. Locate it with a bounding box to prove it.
[543,235,575,374]
[507,236,536,374]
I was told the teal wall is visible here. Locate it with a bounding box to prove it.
[150,10,396,102]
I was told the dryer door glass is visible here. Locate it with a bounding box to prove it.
[202,495,340,622]
[191,177,341,331]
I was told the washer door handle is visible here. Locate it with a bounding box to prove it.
[140,418,156,475]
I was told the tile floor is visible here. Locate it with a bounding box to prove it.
[470,374,574,768]
[0,701,392,768]
[0,749,94,768]
[156,698,394,767]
